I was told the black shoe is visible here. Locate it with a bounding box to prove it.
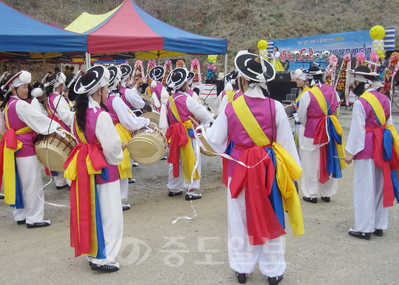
[161,156,167,161]
[236,272,247,284]
[348,229,371,240]
[131,162,139,167]
[17,219,26,225]
[185,193,202,200]
[321,197,330,202]
[56,184,69,190]
[373,229,383,237]
[268,274,283,285]
[128,178,136,184]
[303,196,317,203]
[122,205,131,211]
[27,221,51,229]
[91,263,119,273]
[0,193,4,199]
[168,190,183,197]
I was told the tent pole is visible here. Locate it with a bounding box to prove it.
[85,52,91,70]
[224,54,228,87]
[42,53,47,77]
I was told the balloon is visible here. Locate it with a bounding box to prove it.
[370,25,385,40]
[209,61,212,64]
[377,51,385,58]
[257,40,268,50]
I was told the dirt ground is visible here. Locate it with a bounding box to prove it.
[1,99,399,285]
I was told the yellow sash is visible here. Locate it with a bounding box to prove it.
[5,101,32,134]
[295,86,310,103]
[115,123,132,179]
[146,85,152,98]
[232,96,271,147]
[168,96,199,181]
[226,90,235,102]
[311,86,346,170]
[232,95,304,236]
[361,92,386,125]
[361,92,399,176]
[310,86,328,115]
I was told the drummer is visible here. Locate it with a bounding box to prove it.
[293,69,310,157]
[45,72,74,189]
[64,65,124,272]
[119,64,146,111]
[165,68,213,200]
[0,71,62,228]
[104,65,152,211]
[147,65,169,112]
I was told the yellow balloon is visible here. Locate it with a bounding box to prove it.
[257,40,268,50]
[370,25,385,40]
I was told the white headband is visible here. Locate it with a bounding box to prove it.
[53,73,66,91]
[10,71,31,90]
[88,78,108,96]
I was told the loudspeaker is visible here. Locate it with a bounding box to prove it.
[275,71,291,82]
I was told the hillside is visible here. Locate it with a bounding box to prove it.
[3,0,399,65]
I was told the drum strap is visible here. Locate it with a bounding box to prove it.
[63,143,106,259]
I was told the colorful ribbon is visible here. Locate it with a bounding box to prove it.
[167,96,199,182]
[310,86,346,183]
[0,129,23,208]
[228,95,304,245]
[361,92,399,207]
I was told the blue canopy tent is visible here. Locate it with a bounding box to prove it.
[0,0,87,70]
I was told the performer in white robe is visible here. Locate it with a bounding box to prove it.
[344,66,393,240]
[44,72,74,189]
[165,68,213,200]
[0,71,62,228]
[293,69,310,158]
[206,51,303,285]
[297,66,342,203]
[105,66,150,211]
[67,65,124,272]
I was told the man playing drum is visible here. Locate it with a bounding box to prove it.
[104,65,151,211]
[64,65,124,273]
[45,72,74,189]
[0,71,63,228]
[165,68,213,200]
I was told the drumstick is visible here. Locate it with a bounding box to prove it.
[334,156,346,160]
[189,116,200,126]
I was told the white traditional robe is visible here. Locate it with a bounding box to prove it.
[206,86,300,277]
[345,89,391,233]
